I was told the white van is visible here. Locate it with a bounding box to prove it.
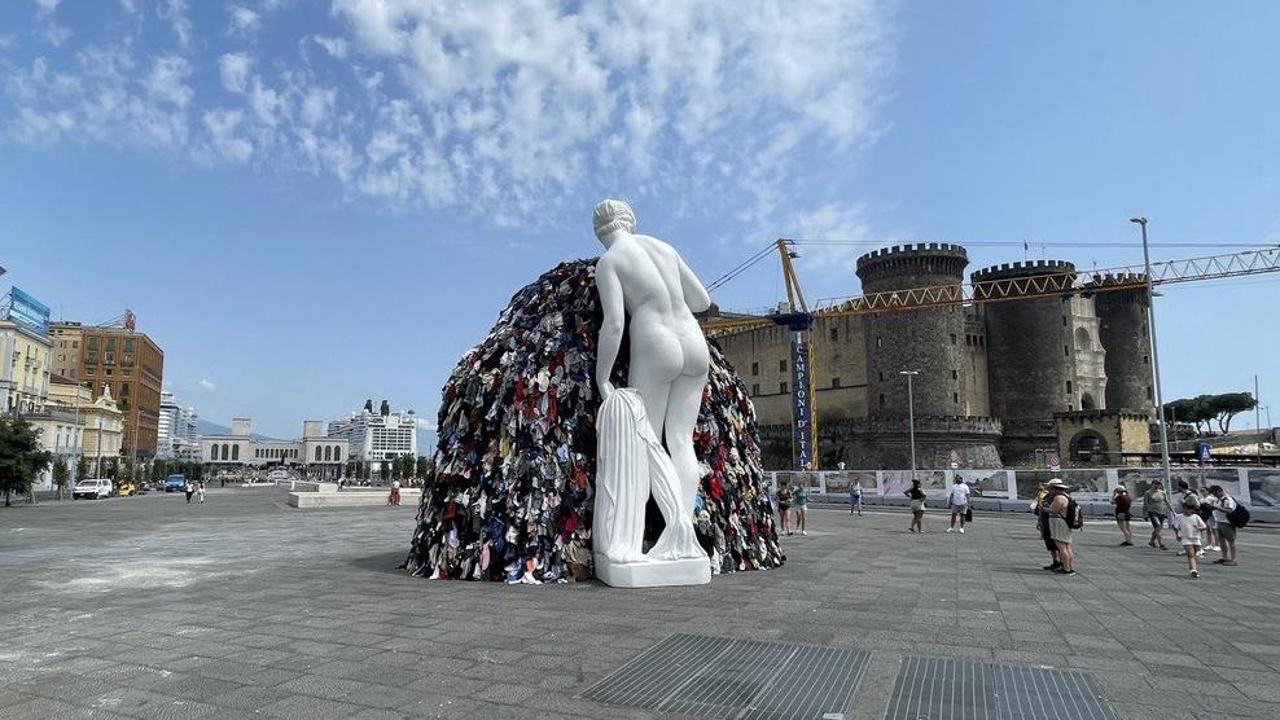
[73,478,113,500]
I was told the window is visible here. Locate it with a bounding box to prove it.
[72,341,78,349]
[315,446,322,461]
[751,362,759,376]
[232,445,239,461]
[878,371,884,382]
[832,377,841,388]
[87,337,97,350]
[879,394,886,407]
[106,338,116,351]
[221,444,229,461]
[780,382,788,394]
[124,338,134,352]
[86,351,98,365]
[952,370,958,380]
[324,446,333,462]
[1064,345,1070,357]
[953,392,959,403]
[1066,380,1073,394]
[1062,316,1068,326]
[876,337,883,348]
[950,333,957,345]
[103,351,115,365]
[1147,385,1153,400]
[1143,355,1149,365]
[779,360,787,372]
[830,328,838,341]
[751,383,760,396]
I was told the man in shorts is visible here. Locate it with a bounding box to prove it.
[947,478,971,534]
[1209,485,1240,566]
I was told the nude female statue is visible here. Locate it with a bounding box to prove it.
[593,199,712,512]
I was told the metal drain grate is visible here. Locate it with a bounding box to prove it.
[582,633,870,719]
[884,656,1117,720]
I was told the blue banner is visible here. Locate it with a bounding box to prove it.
[790,329,813,470]
[2,286,50,337]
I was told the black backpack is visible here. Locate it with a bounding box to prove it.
[1064,496,1085,530]
[1226,498,1251,529]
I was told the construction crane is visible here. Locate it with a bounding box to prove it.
[700,244,1280,469]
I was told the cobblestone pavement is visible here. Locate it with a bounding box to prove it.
[2,490,1279,719]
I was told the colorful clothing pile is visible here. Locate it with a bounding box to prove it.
[404,259,782,582]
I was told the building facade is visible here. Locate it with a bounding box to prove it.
[202,418,349,480]
[50,322,165,460]
[0,318,51,415]
[327,400,419,471]
[47,374,124,475]
[157,391,199,460]
[710,243,1153,469]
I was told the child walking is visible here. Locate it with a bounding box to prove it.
[1172,503,1208,578]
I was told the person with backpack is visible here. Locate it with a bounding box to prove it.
[1197,487,1221,552]
[906,479,927,534]
[1046,479,1078,575]
[1112,483,1134,546]
[1209,485,1247,566]
[1032,483,1061,571]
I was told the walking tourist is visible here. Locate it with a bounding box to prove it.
[1171,502,1208,578]
[184,480,195,504]
[947,478,971,533]
[1046,479,1076,576]
[197,481,206,504]
[1209,485,1241,566]
[1112,483,1134,546]
[1033,483,1061,571]
[1198,487,1220,551]
[388,479,401,506]
[793,484,809,536]
[849,481,863,516]
[776,482,794,536]
[906,479,926,533]
[1143,480,1172,550]
[1175,480,1203,557]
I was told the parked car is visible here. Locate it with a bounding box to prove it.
[164,474,187,492]
[116,482,136,497]
[73,478,114,500]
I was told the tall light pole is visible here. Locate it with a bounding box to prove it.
[900,370,920,483]
[1256,374,1263,466]
[1130,217,1171,486]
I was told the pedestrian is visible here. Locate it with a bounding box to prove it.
[849,481,863,517]
[1032,483,1061,571]
[1197,487,1220,552]
[388,479,401,506]
[184,480,195,504]
[776,481,794,536]
[905,479,926,533]
[947,478,971,534]
[1175,481,1203,558]
[1112,483,1134,546]
[197,481,205,504]
[1142,480,1172,550]
[1209,485,1240,566]
[1046,479,1077,576]
[793,484,809,536]
[1171,502,1207,578]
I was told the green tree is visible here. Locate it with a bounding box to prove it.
[150,459,167,482]
[0,416,54,507]
[1165,392,1258,435]
[379,460,391,483]
[52,456,71,500]
[75,454,89,482]
[415,455,430,481]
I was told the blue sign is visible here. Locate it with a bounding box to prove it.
[1196,441,1211,464]
[790,329,813,470]
[1,286,50,337]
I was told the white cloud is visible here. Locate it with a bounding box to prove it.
[198,378,217,393]
[218,52,252,94]
[229,5,260,36]
[34,0,60,13]
[1,0,894,231]
[312,35,347,59]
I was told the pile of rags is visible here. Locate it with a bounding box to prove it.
[404,259,783,583]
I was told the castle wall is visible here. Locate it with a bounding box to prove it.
[1090,275,1153,414]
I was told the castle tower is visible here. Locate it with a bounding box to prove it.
[840,244,1002,469]
[856,243,969,417]
[971,260,1078,463]
[1089,274,1153,414]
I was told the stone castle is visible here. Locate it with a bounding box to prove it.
[712,243,1155,469]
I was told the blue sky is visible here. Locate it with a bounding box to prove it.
[2,1,1277,438]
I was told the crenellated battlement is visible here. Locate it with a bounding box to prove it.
[970,259,1077,284]
[856,243,970,278]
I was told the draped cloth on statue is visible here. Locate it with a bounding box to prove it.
[594,389,704,565]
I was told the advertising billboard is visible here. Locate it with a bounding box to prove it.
[789,329,814,470]
[1,286,50,337]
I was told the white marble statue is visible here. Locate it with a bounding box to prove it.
[592,198,712,588]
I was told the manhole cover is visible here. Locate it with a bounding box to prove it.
[582,633,870,719]
[884,656,1116,720]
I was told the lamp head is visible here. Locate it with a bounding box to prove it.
[1129,217,1147,225]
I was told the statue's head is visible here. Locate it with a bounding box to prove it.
[593,199,635,241]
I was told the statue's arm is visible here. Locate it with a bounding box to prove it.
[677,255,712,313]
[596,259,624,400]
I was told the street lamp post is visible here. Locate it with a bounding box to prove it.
[1130,217,1172,487]
[900,370,920,483]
